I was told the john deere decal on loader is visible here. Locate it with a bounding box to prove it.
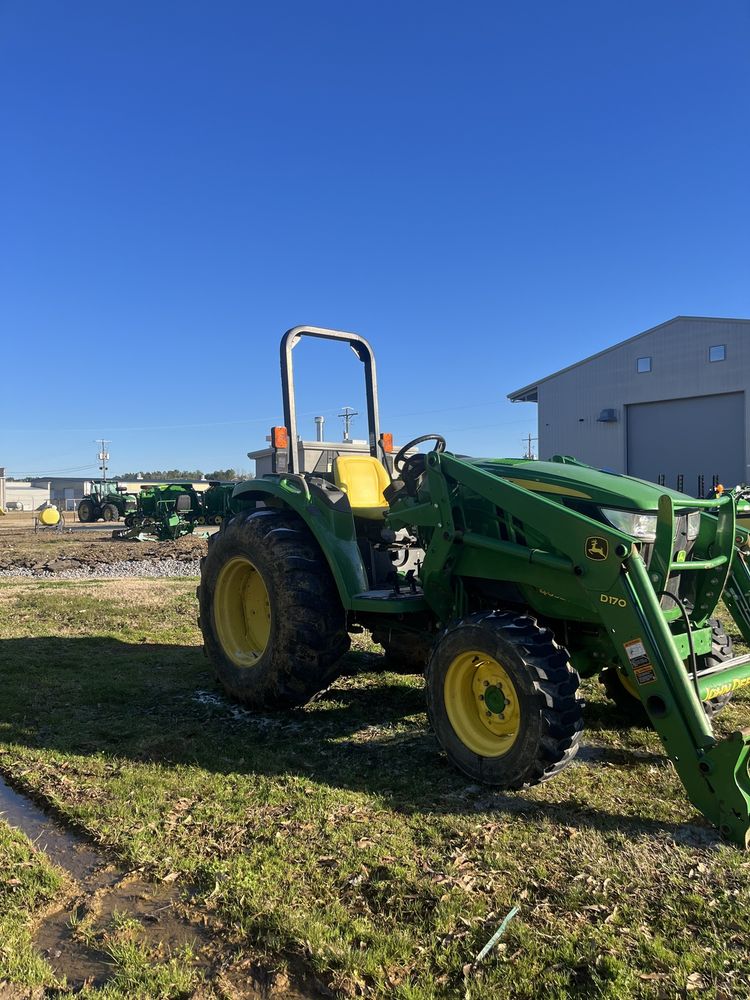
[198,326,750,847]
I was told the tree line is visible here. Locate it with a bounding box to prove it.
[114,469,253,482]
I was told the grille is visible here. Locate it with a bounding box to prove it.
[640,514,696,608]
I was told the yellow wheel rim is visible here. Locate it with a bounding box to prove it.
[618,669,640,700]
[213,556,271,667]
[444,650,521,757]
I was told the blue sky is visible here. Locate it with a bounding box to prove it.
[1,2,748,477]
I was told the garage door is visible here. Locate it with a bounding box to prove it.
[627,392,745,491]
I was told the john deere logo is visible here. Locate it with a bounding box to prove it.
[586,536,608,561]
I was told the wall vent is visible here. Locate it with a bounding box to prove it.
[597,408,618,423]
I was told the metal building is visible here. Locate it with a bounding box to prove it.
[41,478,214,511]
[508,316,750,493]
[2,480,51,511]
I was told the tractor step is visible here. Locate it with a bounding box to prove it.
[350,588,429,614]
[353,588,425,601]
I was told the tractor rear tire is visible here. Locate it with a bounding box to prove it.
[426,611,583,788]
[77,500,95,523]
[601,617,734,723]
[372,629,433,674]
[198,508,350,709]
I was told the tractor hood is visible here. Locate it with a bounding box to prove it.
[468,456,695,512]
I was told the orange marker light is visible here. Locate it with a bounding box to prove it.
[271,426,289,449]
[380,432,393,453]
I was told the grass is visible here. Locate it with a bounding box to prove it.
[1,577,750,997]
[0,821,64,987]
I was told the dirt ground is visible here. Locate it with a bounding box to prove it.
[0,515,210,573]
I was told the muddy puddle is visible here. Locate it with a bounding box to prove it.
[0,775,317,997]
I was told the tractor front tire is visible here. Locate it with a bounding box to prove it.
[198,508,350,709]
[701,619,734,718]
[426,611,583,788]
[101,504,117,522]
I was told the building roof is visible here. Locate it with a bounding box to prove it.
[507,315,750,403]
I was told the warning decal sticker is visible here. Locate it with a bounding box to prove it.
[633,663,656,685]
[624,638,656,685]
[624,638,649,667]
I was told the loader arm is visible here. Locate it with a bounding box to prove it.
[388,451,750,846]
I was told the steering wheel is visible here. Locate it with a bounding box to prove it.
[394,434,447,474]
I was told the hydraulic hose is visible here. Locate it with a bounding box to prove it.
[658,590,701,707]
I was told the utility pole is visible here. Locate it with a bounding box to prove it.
[338,406,358,442]
[96,439,111,487]
[522,434,538,460]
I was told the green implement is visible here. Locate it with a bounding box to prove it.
[116,482,235,541]
[198,326,750,846]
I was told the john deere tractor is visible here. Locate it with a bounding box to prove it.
[77,483,135,522]
[198,326,750,847]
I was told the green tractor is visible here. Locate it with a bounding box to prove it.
[198,326,750,847]
[77,483,136,523]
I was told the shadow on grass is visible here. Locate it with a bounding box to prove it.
[0,637,715,845]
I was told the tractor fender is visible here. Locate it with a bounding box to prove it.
[230,478,368,609]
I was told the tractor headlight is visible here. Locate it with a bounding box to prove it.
[686,510,701,540]
[601,508,657,542]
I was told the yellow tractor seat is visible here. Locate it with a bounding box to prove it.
[333,455,390,519]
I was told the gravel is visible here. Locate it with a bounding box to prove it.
[0,558,201,580]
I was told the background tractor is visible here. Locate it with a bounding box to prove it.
[77,482,135,523]
[198,326,750,847]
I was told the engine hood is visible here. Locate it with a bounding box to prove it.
[467,456,696,512]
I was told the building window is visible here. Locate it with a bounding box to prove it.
[709,344,726,362]
[636,356,652,373]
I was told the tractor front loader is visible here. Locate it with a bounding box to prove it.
[198,326,750,846]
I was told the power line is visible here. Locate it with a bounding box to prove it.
[522,433,538,459]
[7,464,98,477]
[338,406,358,442]
[2,399,526,436]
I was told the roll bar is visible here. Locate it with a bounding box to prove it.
[280,326,381,474]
